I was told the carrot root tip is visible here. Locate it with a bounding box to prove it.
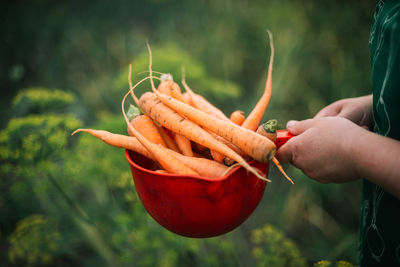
[272,157,294,184]
[71,129,84,136]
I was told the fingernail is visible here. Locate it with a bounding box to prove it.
[287,120,298,130]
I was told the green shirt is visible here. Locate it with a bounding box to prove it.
[358,0,400,266]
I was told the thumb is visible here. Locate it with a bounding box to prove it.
[275,139,293,164]
[286,119,315,135]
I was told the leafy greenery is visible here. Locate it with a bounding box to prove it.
[0,113,81,163]
[8,214,61,266]
[251,224,307,267]
[314,260,359,267]
[12,88,76,117]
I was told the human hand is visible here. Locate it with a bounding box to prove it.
[276,117,365,184]
[314,95,373,129]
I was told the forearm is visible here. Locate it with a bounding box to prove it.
[350,129,400,199]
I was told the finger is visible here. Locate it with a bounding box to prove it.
[286,119,315,135]
[314,104,340,119]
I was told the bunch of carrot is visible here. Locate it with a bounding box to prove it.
[73,31,293,183]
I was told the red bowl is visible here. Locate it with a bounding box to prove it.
[125,130,293,238]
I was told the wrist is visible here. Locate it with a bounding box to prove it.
[342,125,367,180]
[349,127,385,182]
[361,95,373,127]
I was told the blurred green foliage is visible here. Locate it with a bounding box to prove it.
[1,0,376,265]
[314,260,359,267]
[251,224,306,267]
[8,214,60,266]
[0,113,81,163]
[113,43,242,103]
[12,88,76,117]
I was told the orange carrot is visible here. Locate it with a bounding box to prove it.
[182,92,193,106]
[256,120,293,183]
[166,149,228,178]
[175,133,193,156]
[256,119,277,142]
[144,43,269,181]
[72,128,154,160]
[163,77,194,156]
[181,79,230,122]
[181,72,237,162]
[241,30,274,131]
[181,87,216,159]
[129,66,194,157]
[170,88,188,103]
[216,134,250,165]
[138,91,268,181]
[127,65,233,178]
[157,74,175,96]
[153,90,293,183]
[128,113,167,147]
[173,132,194,156]
[153,91,276,163]
[182,86,243,163]
[230,110,245,126]
[235,32,292,183]
[209,149,225,163]
[157,126,180,152]
[156,74,193,156]
[167,79,187,104]
[272,157,294,184]
[72,128,228,178]
[124,72,199,176]
[158,74,187,103]
[129,71,229,177]
[181,70,238,162]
